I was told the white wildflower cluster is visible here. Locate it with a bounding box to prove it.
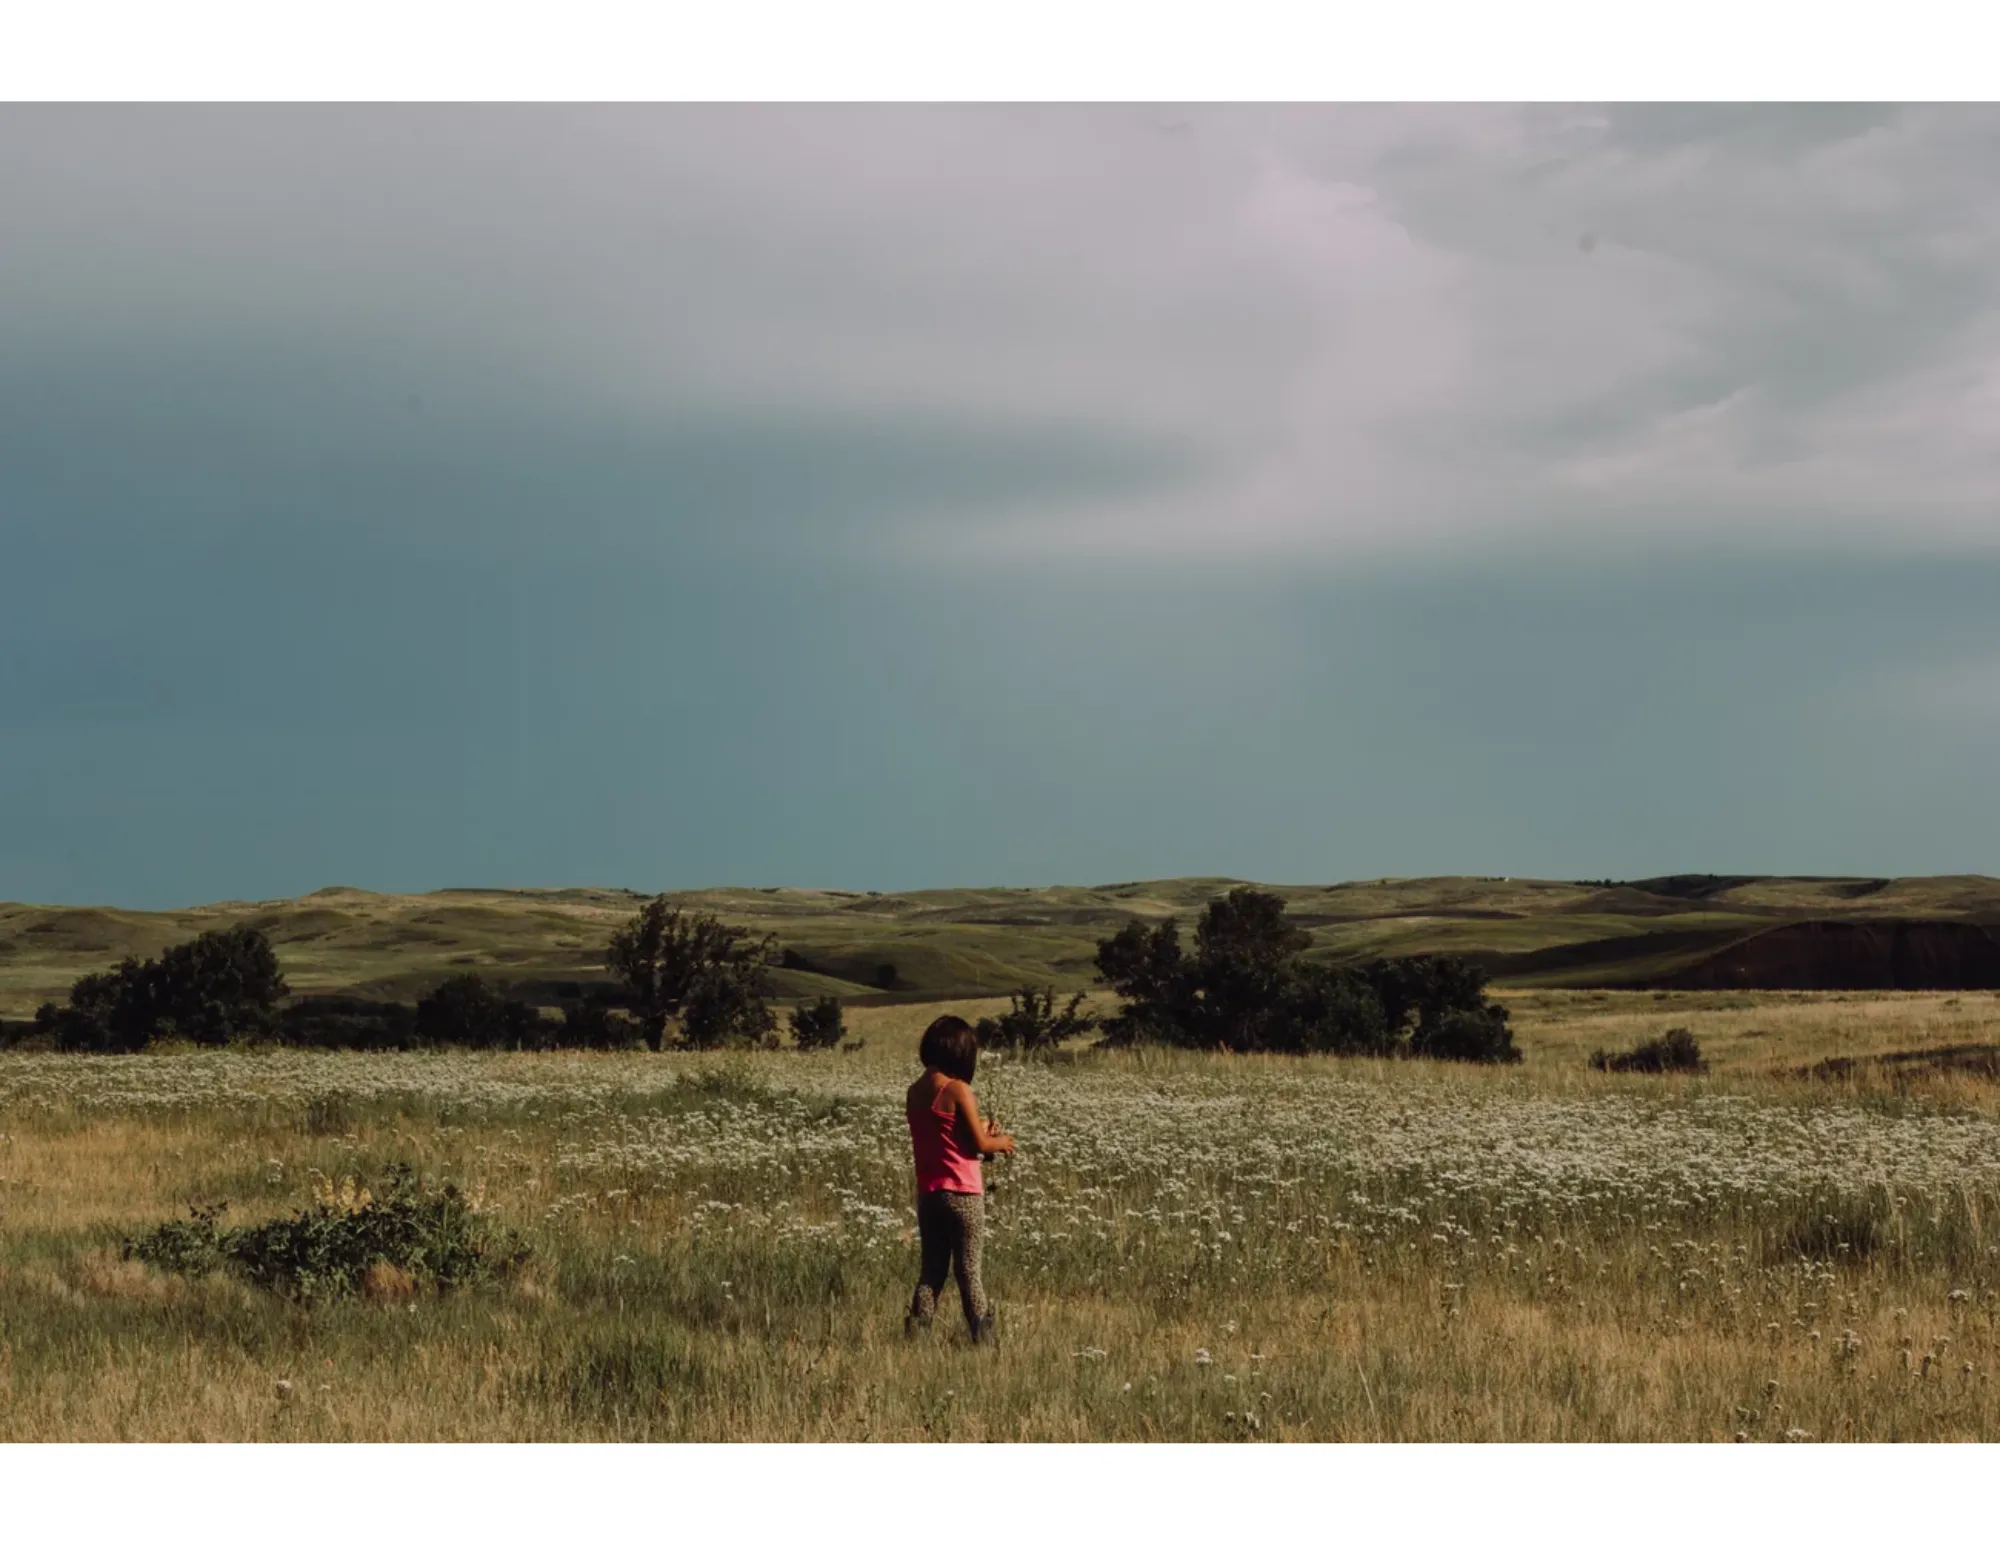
[8,1050,2000,1264]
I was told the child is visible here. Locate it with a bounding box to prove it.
[905,1014,1015,1344]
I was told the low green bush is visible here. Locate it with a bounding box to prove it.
[1591,1027,1705,1073]
[976,986,1098,1055]
[788,995,847,1050]
[124,1163,531,1300]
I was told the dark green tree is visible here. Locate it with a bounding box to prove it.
[1093,917,1194,1046]
[559,992,636,1050]
[40,958,153,1052]
[149,925,288,1044]
[38,925,286,1052]
[1187,887,1313,1052]
[788,994,847,1050]
[680,948,779,1048]
[1364,955,1519,1063]
[606,898,776,1051]
[1284,960,1396,1055]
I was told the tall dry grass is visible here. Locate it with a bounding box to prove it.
[1,990,1998,1440]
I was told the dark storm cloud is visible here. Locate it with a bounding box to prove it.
[5,105,1999,905]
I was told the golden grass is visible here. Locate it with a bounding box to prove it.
[1,990,1999,1441]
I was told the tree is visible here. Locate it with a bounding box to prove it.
[1094,917,1194,1047]
[681,950,778,1048]
[975,985,1099,1054]
[40,958,154,1052]
[606,899,759,1050]
[789,995,847,1050]
[38,925,286,1052]
[1284,960,1395,1055]
[1188,887,1312,1052]
[149,925,288,1044]
[605,897,778,1050]
[1091,889,1519,1064]
[559,992,637,1050]
[1366,955,1519,1063]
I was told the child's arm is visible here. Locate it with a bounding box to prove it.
[953,1084,1016,1156]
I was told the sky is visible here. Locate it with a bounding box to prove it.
[3,103,1998,907]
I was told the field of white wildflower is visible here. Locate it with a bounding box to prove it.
[3,991,2000,1441]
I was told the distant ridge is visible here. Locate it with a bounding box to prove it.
[1654,920,2000,991]
[5,873,2000,1015]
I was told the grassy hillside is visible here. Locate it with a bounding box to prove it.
[6,873,2000,1018]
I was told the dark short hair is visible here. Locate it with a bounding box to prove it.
[919,1015,979,1082]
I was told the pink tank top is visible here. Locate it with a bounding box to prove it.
[908,1079,984,1195]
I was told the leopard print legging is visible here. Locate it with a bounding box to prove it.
[908,1188,988,1329]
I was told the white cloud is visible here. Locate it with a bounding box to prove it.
[7,104,2000,560]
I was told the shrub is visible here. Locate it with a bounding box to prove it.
[272,986,634,1051]
[1591,1027,1705,1074]
[276,994,420,1050]
[975,986,1098,1055]
[126,1200,235,1278]
[0,1017,47,1049]
[1413,1005,1523,1064]
[414,975,548,1050]
[789,995,847,1050]
[124,1163,531,1300]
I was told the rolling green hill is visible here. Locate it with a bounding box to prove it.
[5,873,2000,1017]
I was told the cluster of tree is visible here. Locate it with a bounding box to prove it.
[36,925,289,1051]
[1091,887,1520,1063]
[24,888,1512,1063]
[32,943,645,1053]
[595,898,851,1049]
[606,897,783,1049]
[234,977,652,1051]
[30,896,850,1054]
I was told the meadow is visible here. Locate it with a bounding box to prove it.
[5,988,2000,1441]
